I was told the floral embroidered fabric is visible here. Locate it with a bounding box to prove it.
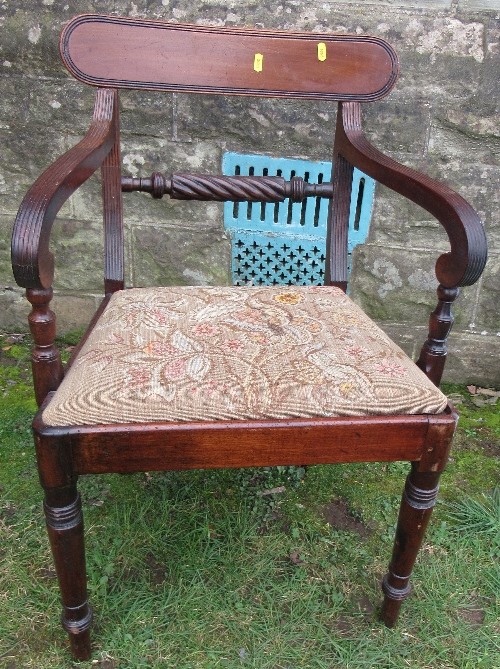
[42,286,447,426]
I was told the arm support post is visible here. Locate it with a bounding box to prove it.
[332,101,487,289]
[11,89,118,290]
[11,89,118,402]
[332,102,487,384]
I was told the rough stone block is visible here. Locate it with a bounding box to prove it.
[0,286,28,330]
[426,162,499,250]
[0,3,112,76]
[459,1,500,10]
[332,1,451,6]
[363,100,431,157]
[0,215,14,285]
[120,89,174,138]
[51,292,100,333]
[20,77,95,137]
[131,223,231,287]
[442,331,500,385]
[428,124,500,168]
[349,243,476,327]
[478,22,500,117]
[369,195,447,248]
[0,127,70,217]
[51,218,105,292]
[474,253,500,334]
[381,323,500,385]
[176,95,333,161]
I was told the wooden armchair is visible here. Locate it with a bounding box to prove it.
[11,14,487,661]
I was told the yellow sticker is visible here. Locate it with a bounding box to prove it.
[318,42,327,62]
[254,53,263,72]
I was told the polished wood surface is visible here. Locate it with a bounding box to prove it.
[33,406,456,475]
[11,13,487,661]
[61,14,399,101]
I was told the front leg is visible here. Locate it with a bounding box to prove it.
[381,465,440,627]
[44,483,93,660]
[35,429,92,660]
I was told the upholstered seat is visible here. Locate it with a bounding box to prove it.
[43,286,447,426]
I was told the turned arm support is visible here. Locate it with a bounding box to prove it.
[11,88,118,405]
[11,88,118,291]
[333,101,487,289]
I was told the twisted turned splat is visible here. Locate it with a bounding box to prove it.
[121,172,334,202]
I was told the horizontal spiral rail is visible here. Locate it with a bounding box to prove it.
[122,172,334,202]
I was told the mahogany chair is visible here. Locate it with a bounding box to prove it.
[11,14,487,661]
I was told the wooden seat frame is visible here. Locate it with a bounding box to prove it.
[11,14,487,661]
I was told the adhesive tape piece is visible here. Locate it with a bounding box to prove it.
[254,53,263,72]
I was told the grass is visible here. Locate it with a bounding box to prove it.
[0,332,499,669]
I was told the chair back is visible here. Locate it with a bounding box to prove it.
[60,14,399,102]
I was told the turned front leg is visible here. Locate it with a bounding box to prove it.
[381,465,441,627]
[44,484,93,660]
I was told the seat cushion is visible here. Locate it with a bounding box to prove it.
[42,286,447,426]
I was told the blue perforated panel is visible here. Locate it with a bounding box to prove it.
[222,152,374,286]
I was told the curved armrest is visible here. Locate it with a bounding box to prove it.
[335,102,487,288]
[11,88,117,290]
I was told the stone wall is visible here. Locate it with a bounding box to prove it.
[0,0,498,384]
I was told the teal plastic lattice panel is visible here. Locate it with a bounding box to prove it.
[222,152,375,285]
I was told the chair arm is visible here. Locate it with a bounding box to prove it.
[11,88,117,290]
[335,102,487,288]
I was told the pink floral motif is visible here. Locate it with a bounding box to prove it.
[337,313,362,326]
[346,345,369,358]
[306,320,322,334]
[203,379,229,397]
[249,334,269,345]
[126,309,142,327]
[226,339,243,351]
[235,308,263,324]
[373,361,408,378]
[150,308,168,325]
[143,340,177,357]
[162,358,187,380]
[128,367,151,387]
[192,323,218,336]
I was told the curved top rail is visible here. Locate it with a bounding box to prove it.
[60,14,399,102]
